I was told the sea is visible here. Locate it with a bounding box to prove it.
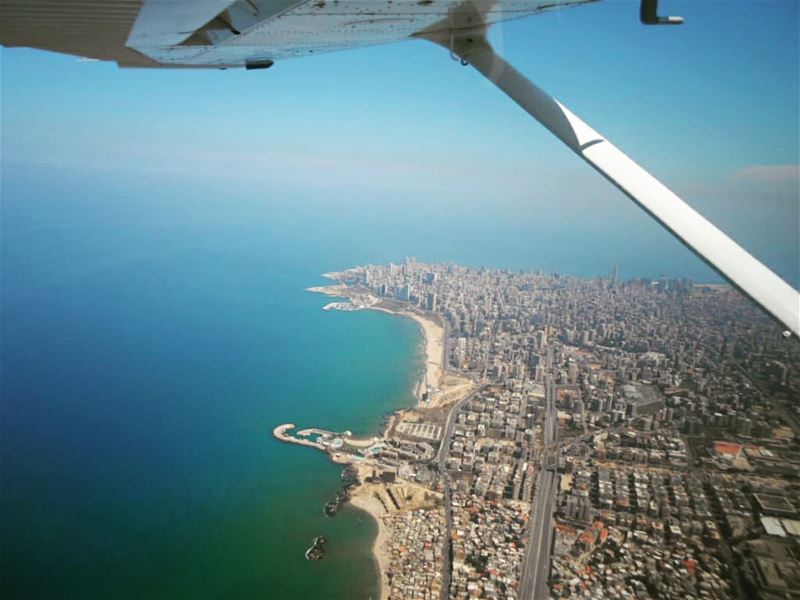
[1,165,796,599]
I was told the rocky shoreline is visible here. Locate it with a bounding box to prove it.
[305,535,327,561]
[324,465,359,517]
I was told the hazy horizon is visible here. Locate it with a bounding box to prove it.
[2,1,798,288]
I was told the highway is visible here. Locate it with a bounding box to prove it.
[438,383,486,600]
[519,346,558,599]
[520,468,557,599]
[437,329,556,600]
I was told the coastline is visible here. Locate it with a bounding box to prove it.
[368,306,444,405]
[346,469,445,600]
[347,475,392,600]
[306,281,447,407]
[363,304,474,411]
[283,278,473,599]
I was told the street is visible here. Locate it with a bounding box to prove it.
[519,346,558,599]
[438,383,487,600]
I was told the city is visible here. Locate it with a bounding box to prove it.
[290,260,800,600]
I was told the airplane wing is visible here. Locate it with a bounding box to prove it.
[2,0,798,335]
[434,34,799,337]
[0,0,595,68]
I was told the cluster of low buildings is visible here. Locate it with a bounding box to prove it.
[448,390,537,503]
[551,523,732,598]
[449,493,528,599]
[553,429,800,599]
[551,466,734,597]
[325,260,800,598]
[385,508,445,600]
[586,429,689,468]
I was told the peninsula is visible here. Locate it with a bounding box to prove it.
[274,260,800,600]
[276,267,475,598]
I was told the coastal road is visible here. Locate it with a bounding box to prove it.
[438,383,486,600]
[519,347,558,599]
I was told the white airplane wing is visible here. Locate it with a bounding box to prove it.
[0,0,594,68]
[2,0,798,335]
[428,33,800,337]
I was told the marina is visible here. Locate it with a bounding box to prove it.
[272,424,384,462]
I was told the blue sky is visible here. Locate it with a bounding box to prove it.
[2,0,798,283]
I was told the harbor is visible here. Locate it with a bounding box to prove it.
[272,423,384,462]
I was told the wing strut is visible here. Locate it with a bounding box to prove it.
[424,32,799,337]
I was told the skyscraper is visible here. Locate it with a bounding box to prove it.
[426,292,437,311]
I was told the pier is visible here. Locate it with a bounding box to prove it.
[272,423,383,461]
[272,423,326,451]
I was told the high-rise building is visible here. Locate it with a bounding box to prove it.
[536,329,547,348]
[426,292,437,311]
[610,264,619,287]
[568,363,579,384]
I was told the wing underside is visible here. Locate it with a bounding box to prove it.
[0,0,595,68]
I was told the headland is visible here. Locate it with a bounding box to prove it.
[275,260,800,600]
[306,269,470,408]
[273,266,476,599]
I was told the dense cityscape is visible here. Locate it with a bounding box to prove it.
[293,260,800,600]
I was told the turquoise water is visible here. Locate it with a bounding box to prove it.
[1,169,422,598]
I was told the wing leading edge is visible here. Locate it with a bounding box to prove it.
[0,0,595,68]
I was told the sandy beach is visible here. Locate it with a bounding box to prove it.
[348,481,391,600]
[376,308,473,409]
[300,280,472,597]
[370,306,444,403]
[405,311,444,396]
[307,282,447,407]
[346,468,445,600]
